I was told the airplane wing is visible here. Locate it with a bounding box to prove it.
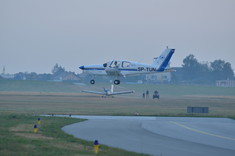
[109,90,134,95]
[81,90,106,95]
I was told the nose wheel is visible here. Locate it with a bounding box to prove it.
[90,80,95,84]
[114,80,120,85]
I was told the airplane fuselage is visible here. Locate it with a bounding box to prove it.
[80,61,165,77]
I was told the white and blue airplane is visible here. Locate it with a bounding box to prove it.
[79,48,175,85]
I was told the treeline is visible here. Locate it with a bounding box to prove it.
[172,54,234,84]
[14,64,80,81]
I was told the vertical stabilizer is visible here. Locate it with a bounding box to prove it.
[111,85,114,93]
[152,48,175,71]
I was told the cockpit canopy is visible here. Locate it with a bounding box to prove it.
[103,60,132,68]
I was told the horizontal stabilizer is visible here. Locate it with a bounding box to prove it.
[163,68,176,72]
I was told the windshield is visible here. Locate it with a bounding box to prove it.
[110,61,121,68]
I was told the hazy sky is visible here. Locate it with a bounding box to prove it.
[1,0,235,74]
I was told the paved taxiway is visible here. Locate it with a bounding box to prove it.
[62,116,235,156]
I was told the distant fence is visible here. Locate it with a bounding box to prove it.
[187,107,209,114]
[216,80,235,87]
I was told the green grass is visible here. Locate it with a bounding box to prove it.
[1,79,235,96]
[0,114,148,156]
[0,79,81,93]
[0,91,234,117]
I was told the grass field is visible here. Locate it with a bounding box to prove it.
[0,79,235,155]
[1,92,235,117]
[1,79,235,97]
[1,79,235,117]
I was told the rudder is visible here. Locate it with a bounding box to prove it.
[152,48,175,71]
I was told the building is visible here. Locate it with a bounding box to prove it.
[1,74,15,79]
[1,66,14,79]
[216,79,235,87]
[145,72,171,83]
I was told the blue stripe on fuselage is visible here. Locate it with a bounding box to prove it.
[82,68,138,71]
[82,68,105,71]
[119,69,138,71]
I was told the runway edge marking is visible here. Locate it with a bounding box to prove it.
[171,121,235,141]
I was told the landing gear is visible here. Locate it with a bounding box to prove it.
[90,80,95,84]
[90,79,120,85]
[114,80,120,85]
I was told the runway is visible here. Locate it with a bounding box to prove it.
[62,116,235,156]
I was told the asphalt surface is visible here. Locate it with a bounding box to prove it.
[62,116,235,156]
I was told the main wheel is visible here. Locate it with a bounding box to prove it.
[114,80,120,85]
[90,80,95,84]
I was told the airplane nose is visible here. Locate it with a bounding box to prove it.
[79,66,85,70]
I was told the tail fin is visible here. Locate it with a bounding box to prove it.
[152,48,175,71]
[111,85,114,93]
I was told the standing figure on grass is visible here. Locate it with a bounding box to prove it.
[142,92,145,99]
[146,90,149,99]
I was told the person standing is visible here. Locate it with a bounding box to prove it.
[146,90,149,99]
[142,92,145,99]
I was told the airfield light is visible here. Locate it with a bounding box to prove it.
[33,124,38,133]
[37,118,41,125]
[93,140,99,154]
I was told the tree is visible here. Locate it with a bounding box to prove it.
[182,54,201,81]
[52,63,65,75]
[181,54,213,84]
[176,54,234,84]
[210,60,234,80]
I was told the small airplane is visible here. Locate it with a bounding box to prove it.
[79,48,175,85]
[81,85,134,97]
